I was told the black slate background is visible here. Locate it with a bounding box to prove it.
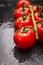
[0,0,43,65]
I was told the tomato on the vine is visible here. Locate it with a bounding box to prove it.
[16,0,31,8]
[41,6,43,13]
[34,12,43,21]
[14,7,31,18]
[14,14,33,29]
[13,26,36,49]
[37,21,43,43]
[32,5,43,12]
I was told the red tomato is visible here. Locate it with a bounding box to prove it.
[37,22,43,43]
[41,6,43,13]
[14,14,33,29]
[13,27,36,49]
[19,0,25,1]
[32,5,43,12]
[14,7,31,18]
[16,0,31,8]
[34,12,43,21]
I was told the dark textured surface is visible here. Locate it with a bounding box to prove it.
[0,0,43,65]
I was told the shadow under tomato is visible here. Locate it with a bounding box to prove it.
[12,45,37,63]
[36,40,43,46]
[12,41,43,63]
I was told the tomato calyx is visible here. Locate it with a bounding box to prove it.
[22,3,29,8]
[20,27,28,33]
[20,26,35,33]
[20,14,31,21]
[38,12,43,18]
[20,5,25,12]
[20,3,30,12]
[20,3,27,12]
[22,14,31,20]
[37,4,41,11]
[37,5,43,18]
[20,7,25,12]
[22,3,27,8]
[32,4,42,12]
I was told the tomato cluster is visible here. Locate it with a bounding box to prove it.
[13,0,43,49]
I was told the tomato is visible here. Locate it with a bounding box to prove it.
[34,12,43,21]
[41,6,43,13]
[14,7,31,18]
[16,0,31,8]
[32,5,43,12]
[19,0,25,1]
[32,5,38,12]
[14,14,33,29]
[13,27,36,49]
[37,22,43,43]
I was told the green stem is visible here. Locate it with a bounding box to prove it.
[29,5,38,40]
[20,26,35,33]
[22,14,31,21]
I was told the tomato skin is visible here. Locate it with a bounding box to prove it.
[16,0,31,8]
[33,5,43,12]
[19,0,28,1]
[32,5,37,12]
[34,12,43,21]
[41,6,43,13]
[37,23,43,43]
[13,28,36,49]
[14,15,33,29]
[14,7,31,19]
